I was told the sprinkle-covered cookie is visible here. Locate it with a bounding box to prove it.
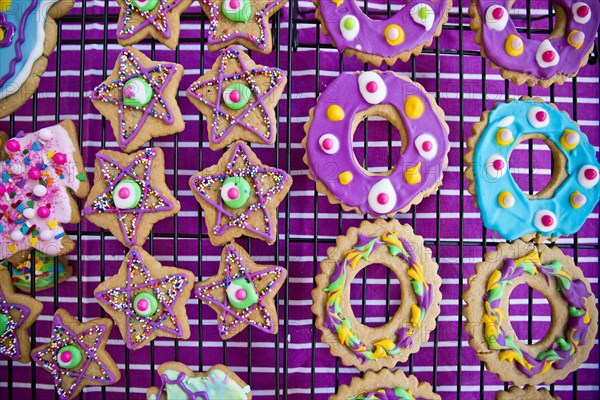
[31,309,121,400]
[0,269,43,363]
[94,246,194,350]
[116,0,193,49]
[187,46,287,150]
[195,242,287,340]
[83,147,180,248]
[91,47,185,153]
[189,141,292,246]
[0,250,72,292]
[0,121,89,262]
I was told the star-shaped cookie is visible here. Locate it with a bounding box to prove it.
[195,242,287,340]
[116,0,193,49]
[91,47,185,153]
[200,0,287,53]
[187,46,287,150]
[188,141,292,245]
[94,247,194,350]
[83,148,180,248]
[31,309,121,400]
[0,269,43,363]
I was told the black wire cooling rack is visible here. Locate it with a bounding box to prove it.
[1,0,599,399]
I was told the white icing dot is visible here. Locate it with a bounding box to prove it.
[340,15,359,41]
[497,116,515,127]
[485,5,509,31]
[387,27,400,41]
[566,131,579,145]
[485,154,507,179]
[572,2,592,24]
[318,134,340,155]
[23,208,36,219]
[535,40,560,68]
[577,165,599,188]
[10,230,24,241]
[9,163,23,175]
[534,210,558,232]
[39,230,54,241]
[503,194,515,208]
[500,130,513,142]
[358,71,387,105]
[527,106,550,128]
[415,134,438,160]
[367,179,397,215]
[38,128,53,141]
[33,184,48,197]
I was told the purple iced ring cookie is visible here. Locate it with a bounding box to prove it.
[303,71,450,217]
[315,0,452,66]
[470,0,599,87]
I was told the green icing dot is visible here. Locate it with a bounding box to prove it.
[221,176,251,209]
[343,16,355,30]
[123,77,153,108]
[57,345,82,369]
[133,292,159,317]
[132,0,159,12]
[418,5,428,20]
[222,83,252,110]
[226,278,258,309]
[0,314,8,336]
[221,0,252,23]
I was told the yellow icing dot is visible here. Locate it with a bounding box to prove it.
[326,104,345,121]
[47,220,58,230]
[568,30,584,50]
[404,162,421,184]
[497,191,515,208]
[47,151,56,158]
[332,0,344,6]
[560,129,580,151]
[404,96,424,120]
[570,191,586,209]
[338,171,353,185]
[495,128,514,146]
[0,28,4,42]
[0,0,10,12]
[28,238,38,247]
[384,24,404,46]
[7,245,16,253]
[504,34,524,57]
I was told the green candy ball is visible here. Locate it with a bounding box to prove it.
[123,77,153,108]
[221,0,252,23]
[221,176,251,209]
[133,292,159,317]
[226,278,258,309]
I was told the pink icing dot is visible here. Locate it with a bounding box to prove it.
[118,187,131,199]
[322,138,334,150]
[541,215,554,227]
[37,206,51,218]
[493,159,505,170]
[422,141,433,152]
[60,351,72,363]
[123,86,135,99]
[227,187,240,200]
[573,194,586,206]
[5,139,20,152]
[137,298,149,311]
[28,167,42,180]
[235,288,247,300]
[571,31,585,44]
[536,111,547,122]
[0,185,5,196]
[229,0,240,9]
[584,168,597,181]
[492,7,504,20]
[542,50,555,63]
[229,90,241,102]
[366,81,378,93]
[53,153,67,165]
[377,193,388,205]
[577,5,589,18]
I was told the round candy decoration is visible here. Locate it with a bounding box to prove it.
[222,83,252,110]
[220,176,251,209]
[226,278,258,309]
[57,345,83,369]
[304,71,450,217]
[112,179,143,210]
[464,240,598,385]
[470,0,599,87]
[465,97,600,240]
[315,0,451,65]
[133,292,159,317]
[122,77,154,108]
[131,0,159,12]
[312,219,442,371]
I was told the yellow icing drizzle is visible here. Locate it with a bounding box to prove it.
[404,162,421,184]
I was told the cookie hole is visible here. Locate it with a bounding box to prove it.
[349,263,401,328]
[506,1,565,38]
[508,284,552,345]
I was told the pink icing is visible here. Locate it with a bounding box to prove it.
[584,168,597,180]
[227,187,239,200]
[118,187,131,199]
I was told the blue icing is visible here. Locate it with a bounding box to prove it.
[473,100,600,240]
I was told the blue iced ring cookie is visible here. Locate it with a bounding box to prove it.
[467,98,600,240]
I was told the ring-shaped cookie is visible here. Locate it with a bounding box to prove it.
[303,71,450,217]
[465,97,600,241]
[315,0,452,66]
[464,240,598,385]
[312,219,442,371]
[470,0,599,87]
[332,369,441,400]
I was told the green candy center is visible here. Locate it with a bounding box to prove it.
[133,292,159,317]
[418,6,428,20]
[57,345,82,369]
[226,278,258,309]
[123,77,153,108]
[132,0,159,12]
[221,0,252,23]
[0,314,8,336]
[113,179,143,210]
[221,176,251,209]
[222,83,252,110]
[343,17,355,30]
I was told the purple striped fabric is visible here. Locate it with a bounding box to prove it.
[0,0,598,399]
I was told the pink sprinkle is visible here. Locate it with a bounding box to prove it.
[229,0,240,8]
[577,5,589,18]
[492,7,504,20]
[536,111,547,122]
[236,288,247,300]
[137,298,149,311]
[0,185,5,196]
[542,50,555,63]
[53,153,67,165]
[60,351,72,363]
[229,90,241,102]
[5,139,20,152]
[366,81,378,93]
[37,206,51,218]
[118,187,131,199]
[377,193,388,205]
[227,187,240,200]
[541,215,554,227]
[322,138,334,150]
[28,167,41,180]
[493,159,504,170]
[422,141,433,152]
[584,168,597,181]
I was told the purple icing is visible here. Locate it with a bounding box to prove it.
[155,371,209,399]
[0,284,30,361]
[0,13,15,48]
[0,0,38,87]
[318,0,449,59]
[117,0,183,40]
[305,71,449,217]
[477,0,600,79]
